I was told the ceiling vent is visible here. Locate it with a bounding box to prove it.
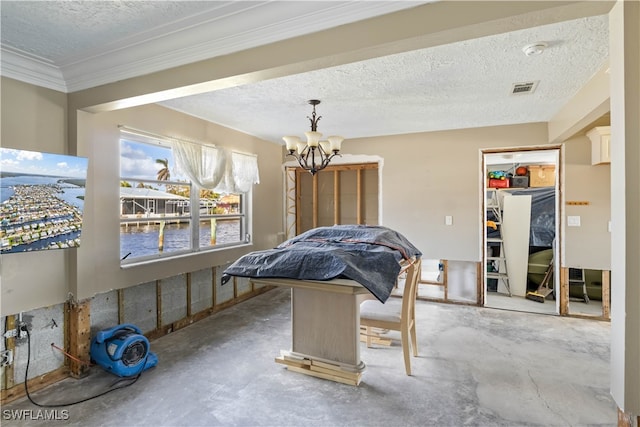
[511,81,539,95]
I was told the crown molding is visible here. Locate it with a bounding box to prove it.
[1,1,426,93]
[1,47,67,92]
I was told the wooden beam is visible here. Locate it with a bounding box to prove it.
[617,407,639,427]
[559,267,569,315]
[356,169,362,224]
[443,260,449,301]
[334,170,340,225]
[186,272,192,317]
[233,276,238,299]
[296,169,303,235]
[117,288,125,324]
[312,172,318,228]
[67,299,91,378]
[601,270,611,318]
[156,280,162,329]
[476,261,483,305]
[3,315,16,390]
[212,266,217,307]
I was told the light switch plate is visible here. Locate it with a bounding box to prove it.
[567,216,581,227]
[445,215,453,226]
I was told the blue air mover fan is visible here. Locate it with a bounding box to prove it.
[90,324,158,377]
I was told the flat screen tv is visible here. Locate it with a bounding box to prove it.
[0,148,88,254]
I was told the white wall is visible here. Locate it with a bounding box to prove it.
[1,79,284,313]
[345,123,551,262]
[563,134,611,270]
[1,78,74,314]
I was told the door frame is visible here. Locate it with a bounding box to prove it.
[480,144,563,314]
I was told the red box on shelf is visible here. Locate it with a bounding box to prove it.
[488,178,510,188]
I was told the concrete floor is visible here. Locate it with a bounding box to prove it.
[4,287,616,426]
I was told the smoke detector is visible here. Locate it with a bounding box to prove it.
[522,42,548,56]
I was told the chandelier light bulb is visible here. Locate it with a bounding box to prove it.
[283,136,300,152]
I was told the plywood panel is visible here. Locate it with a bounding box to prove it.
[317,171,336,227]
[502,194,532,297]
[339,170,358,224]
[363,169,379,225]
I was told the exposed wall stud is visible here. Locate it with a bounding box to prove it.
[334,170,340,224]
[4,316,16,389]
[117,289,125,324]
[156,280,162,329]
[601,270,611,318]
[186,272,192,317]
[68,300,91,378]
[212,266,217,307]
[560,267,569,315]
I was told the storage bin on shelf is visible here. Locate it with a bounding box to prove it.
[529,165,555,187]
[488,178,510,188]
[510,176,529,188]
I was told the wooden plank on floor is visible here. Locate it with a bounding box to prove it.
[284,364,361,386]
[275,356,362,385]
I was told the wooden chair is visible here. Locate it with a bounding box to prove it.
[360,258,421,375]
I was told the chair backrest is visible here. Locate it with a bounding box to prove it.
[400,258,421,327]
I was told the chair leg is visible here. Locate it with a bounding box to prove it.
[401,327,411,376]
[410,321,418,357]
[366,326,373,348]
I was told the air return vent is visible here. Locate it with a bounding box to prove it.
[511,81,539,95]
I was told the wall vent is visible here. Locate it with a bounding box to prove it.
[511,81,539,95]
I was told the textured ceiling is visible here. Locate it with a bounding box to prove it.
[0,1,610,144]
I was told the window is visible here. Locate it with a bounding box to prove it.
[119,131,256,264]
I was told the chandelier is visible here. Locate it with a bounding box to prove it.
[283,100,343,175]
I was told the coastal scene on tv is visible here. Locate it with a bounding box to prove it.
[0,148,88,253]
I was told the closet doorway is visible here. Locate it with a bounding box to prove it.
[482,147,561,315]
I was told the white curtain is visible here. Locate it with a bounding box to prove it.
[171,140,259,193]
[227,151,260,193]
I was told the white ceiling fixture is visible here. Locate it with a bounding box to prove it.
[522,42,549,56]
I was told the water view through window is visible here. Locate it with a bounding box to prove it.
[119,135,246,262]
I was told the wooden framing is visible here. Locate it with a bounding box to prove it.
[186,272,192,317]
[3,316,16,390]
[67,299,91,378]
[417,260,449,303]
[561,267,611,319]
[156,280,163,330]
[601,270,611,318]
[291,163,378,235]
[333,169,340,224]
[1,264,275,405]
[117,289,125,324]
[617,408,640,427]
[1,366,68,403]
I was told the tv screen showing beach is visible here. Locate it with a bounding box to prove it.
[0,148,88,254]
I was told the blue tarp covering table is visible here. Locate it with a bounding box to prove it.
[222,225,422,303]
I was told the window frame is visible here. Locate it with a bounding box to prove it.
[119,132,251,266]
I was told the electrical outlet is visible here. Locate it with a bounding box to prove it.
[1,349,13,367]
